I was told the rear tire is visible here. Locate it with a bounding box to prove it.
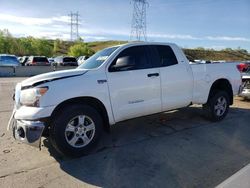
[49,104,103,157]
[203,90,230,122]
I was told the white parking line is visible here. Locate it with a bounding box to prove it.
[216,164,250,188]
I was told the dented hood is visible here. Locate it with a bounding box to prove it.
[21,69,87,88]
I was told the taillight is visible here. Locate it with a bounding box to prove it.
[237,63,248,72]
[32,60,36,65]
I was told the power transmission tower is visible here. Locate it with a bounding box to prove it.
[130,0,148,41]
[69,12,80,41]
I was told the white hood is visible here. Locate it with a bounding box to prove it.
[21,69,87,87]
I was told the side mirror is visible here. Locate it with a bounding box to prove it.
[111,56,135,71]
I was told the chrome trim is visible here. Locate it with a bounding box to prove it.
[7,109,15,131]
[12,120,45,149]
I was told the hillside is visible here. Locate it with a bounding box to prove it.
[184,49,250,61]
[87,41,250,61]
[87,41,127,52]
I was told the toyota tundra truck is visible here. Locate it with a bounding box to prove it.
[7,42,242,157]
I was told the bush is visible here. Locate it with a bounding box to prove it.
[68,42,94,57]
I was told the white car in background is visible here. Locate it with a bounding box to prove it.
[77,56,88,65]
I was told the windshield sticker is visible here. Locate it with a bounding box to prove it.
[96,56,109,61]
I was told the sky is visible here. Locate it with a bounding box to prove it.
[0,0,249,50]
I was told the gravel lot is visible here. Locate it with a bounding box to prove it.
[0,77,250,188]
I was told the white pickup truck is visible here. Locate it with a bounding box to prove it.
[8,42,242,157]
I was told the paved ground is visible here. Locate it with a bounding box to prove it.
[0,77,250,188]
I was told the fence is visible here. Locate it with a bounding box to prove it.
[0,66,76,77]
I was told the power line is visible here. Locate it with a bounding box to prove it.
[130,0,149,41]
[69,12,80,41]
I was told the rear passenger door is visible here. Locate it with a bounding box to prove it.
[151,45,193,111]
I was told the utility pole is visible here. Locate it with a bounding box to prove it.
[130,0,148,41]
[69,12,80,41]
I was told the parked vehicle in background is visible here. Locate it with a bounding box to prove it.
[48,58,55,64]
[25,56,50,66]
[193,60,212,64]
[54,56,78,66]
[8,42,242,157]
[212,60,226,64]
[0,54,20,67]
[20,56,29,66]
[239,68,250,100]
[77,56,89,65]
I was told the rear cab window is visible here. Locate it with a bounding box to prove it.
[152,45,178,67]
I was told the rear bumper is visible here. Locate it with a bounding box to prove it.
[12,120,45,149]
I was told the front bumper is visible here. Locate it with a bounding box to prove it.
[12,119,45,149]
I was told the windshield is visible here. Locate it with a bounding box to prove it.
[78,46,119,69]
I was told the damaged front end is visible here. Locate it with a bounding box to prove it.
[12,120,45,149]
[239,77,250,99]
[7,83,45,149]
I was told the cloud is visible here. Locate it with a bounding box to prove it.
[148,33,200,40]
[206,36,250,42]
[1,13,249,44]
[82,36,108,40]
[0,13,70,26]
[148,33,250,42]
[78,28,129,36]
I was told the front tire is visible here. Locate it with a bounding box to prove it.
[49,104,103,157]
[203,90,230,122]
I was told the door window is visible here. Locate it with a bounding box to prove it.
[153,45,178,67]
[109,46,152,72]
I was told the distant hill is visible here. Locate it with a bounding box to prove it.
[87,41,127,52]
[184,48,250,61]
[86,41,250,61]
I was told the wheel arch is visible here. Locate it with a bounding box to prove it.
[207,78,233,105]
[50,96,110,132]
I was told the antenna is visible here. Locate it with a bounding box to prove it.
[69,12,80,41]
[130,0,148,41]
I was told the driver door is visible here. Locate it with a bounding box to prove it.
[106,45,161,122]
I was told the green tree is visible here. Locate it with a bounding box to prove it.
[53,39,61,56]
[32,38,53,57]
[0,29,18,54]
[17,37,35,56]
[0,30,7,53]
[68,42,94,57]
